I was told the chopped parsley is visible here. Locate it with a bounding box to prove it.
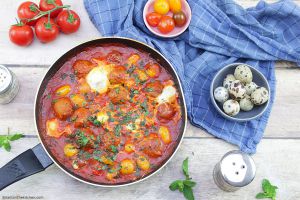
[88,116,101,127]
[110,145,118,153]
[114,124,121,136]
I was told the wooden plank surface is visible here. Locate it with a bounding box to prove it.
[1,138,299,200]
[1,66,299,138]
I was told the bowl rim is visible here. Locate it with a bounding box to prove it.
[210,62,271,122]
[143,0,192,38]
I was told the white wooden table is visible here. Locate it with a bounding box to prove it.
[1,0,300,199]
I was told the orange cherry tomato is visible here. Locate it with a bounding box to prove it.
[169,0,182,13]
[158,16,175,34]
[146,12,162,27]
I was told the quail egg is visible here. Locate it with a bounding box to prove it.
[234,64,253,84]
[214,87,229,103]
[251,87,269,105]
[228,80,246,100]
[223,100,240,116]
[239,95,254,111]
[223,74,236,89]
[245,82,257,95]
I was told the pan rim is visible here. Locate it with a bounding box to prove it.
[34,36,187,187]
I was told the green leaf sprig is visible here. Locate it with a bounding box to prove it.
[169,157,197,200]
[0,128,24,152]
[256,179,278,200]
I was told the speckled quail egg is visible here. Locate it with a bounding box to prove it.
[223,74,236,89]
[239,95,254,111]
[245,82,257,95]
[228,80,246,100]
[234,64,253,84]
[251,87,269,105]
[223,100,240,116]
[214,87,229,103]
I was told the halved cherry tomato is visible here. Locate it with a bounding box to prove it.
[154,0,169,15]
[9,23,34,46]
[169,0,182,13]
[173,11,186,27]
[158,16,175,34]
[17,1,40,26]
[146,12,162,27]
[39,0,63,18]
[56,10,81,34]
[35,17,59,43]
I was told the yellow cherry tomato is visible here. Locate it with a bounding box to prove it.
[100,155,114,165]
[106,170,118,180]
[64,144,78,157]
[169,0,182,13]
[158,126,172,144]
[124,143,135,153]
[137,156,150,171]
[154,0,170,15]
[56,85,71,96]
[120,159,136,175]
[70,94,86,107]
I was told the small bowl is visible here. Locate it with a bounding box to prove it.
[210,63,271,122]
[143,0,192,38]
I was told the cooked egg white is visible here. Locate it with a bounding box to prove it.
[96,111,109,123]
[86,67,110,94]
[156,85,176,104]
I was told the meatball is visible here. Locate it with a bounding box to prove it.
[140,135,163,158]
[108,65,127,84]
[73,60,95,78]
[108,86,129,104]
[157,102,175,120]
[144,80,163,97]
[53,97,73,120]
[71,107,90,128]
[106,50,123,64]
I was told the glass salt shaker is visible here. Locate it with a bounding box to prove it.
[213,150,256,192]
[0,65,20,104]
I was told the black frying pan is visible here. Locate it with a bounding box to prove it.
[0,37,187,190]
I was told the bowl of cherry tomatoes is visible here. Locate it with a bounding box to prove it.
[143,0,191,38]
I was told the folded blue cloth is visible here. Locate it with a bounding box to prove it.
[84,0,300,153]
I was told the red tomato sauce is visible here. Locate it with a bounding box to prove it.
[39,43,182,184]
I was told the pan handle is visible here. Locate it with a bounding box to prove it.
[0,143,53,191]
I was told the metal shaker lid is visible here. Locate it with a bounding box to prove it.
[0,65,12,94]
[220,150,256,187]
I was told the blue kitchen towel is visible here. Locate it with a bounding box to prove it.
[84,0,300,153]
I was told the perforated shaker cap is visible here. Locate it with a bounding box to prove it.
[0,65,12,94]
[220,150,256,187]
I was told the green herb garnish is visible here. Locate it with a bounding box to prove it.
[88,116,101,127]
[0,129,23,152]
[256,179,278,200]
[169,157,196,200]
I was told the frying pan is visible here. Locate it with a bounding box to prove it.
[0,37,187,190]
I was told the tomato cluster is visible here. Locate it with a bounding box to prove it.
[9,0,80,46]
[146,0,187,34]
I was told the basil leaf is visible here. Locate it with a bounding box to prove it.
[183,186,194,200]
[3,141,11,152]
[8,133,24,141]
[182,157,189,179]
[256,193,269,199]
[183,180,196,188]
[169,180,182,191]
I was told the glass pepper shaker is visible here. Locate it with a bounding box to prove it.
[0,65,20,104]
[213,150,256,192]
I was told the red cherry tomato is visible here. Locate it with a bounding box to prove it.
[146,12,162,27]
[56,10,81,34]
[9,23,34,46]
[158,16,175,34]
[17,1,40,26]
[173,11,187,27]
[39,0,63,18]
[35,17,59,43]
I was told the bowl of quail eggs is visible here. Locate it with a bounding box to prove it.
[210,63,270,122]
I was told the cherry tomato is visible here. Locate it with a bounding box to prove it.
[173,11,186,27]
[56,10,81,34]
[17,1,40,26]
[146,12,162,27]
[39,0,63,18]
[169,0,182,13]
[158,16,175,34]
[35,17,59,43]
[154,0,169,15]
[9,23,34,46]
